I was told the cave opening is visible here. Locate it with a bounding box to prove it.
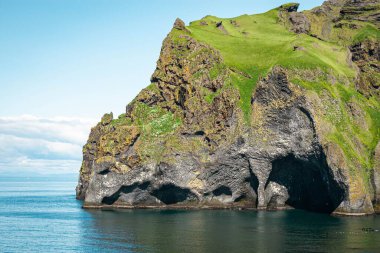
[266,154,347,213]
[102,182,150,205]
[151,184,197,205]
[212,186,233,196]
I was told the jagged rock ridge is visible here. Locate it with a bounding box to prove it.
[77,0,380,215]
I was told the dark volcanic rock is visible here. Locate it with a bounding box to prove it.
[216,21,228,34]
[173,18,186,30]
[280,3,300,12]
[350,40,380,97]
[278,3,311,34]
[289,12,311,33]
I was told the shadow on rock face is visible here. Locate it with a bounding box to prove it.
[151,184,198,205]
[266,153,347,213]
[101,182,198,206]
[246,163,259,205]
[212,186,233,196]
[102,182,151,205]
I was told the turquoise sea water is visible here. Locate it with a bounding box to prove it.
[0,177,379,253]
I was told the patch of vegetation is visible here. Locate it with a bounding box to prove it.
[366,105,380,151]
[146,83,160,93]
[168,28,190,45]
[130,102,182,163]
[204,89,219,104]
[230,73,260,122]
[110,113,131,126]
[133,102,181,138]
[353,24,380,43]
[209,64,225,80]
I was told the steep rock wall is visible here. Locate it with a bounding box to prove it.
[77,1,379,215]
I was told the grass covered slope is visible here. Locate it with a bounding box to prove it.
[187,7,356,119]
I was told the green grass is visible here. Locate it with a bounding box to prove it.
[110,113,131,126]
[186,9,356,119]
[209,64,225,80]
[129,102,182,163]
[353,24,380,43]
[133,102,181,138]
[230,73,261,121]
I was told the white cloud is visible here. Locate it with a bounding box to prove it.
[0,115,97,175]
[0,157,81,175]
[0,115,95,144]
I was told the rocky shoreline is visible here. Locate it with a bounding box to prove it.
[82,203,380,216]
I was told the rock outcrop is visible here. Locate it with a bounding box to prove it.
[279,3,311,34]
[340,0,380,27]
[350,40,380,97]
[173,18,186,30]
[77,1,380,215]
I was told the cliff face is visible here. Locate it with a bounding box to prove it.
[77,1,380,215]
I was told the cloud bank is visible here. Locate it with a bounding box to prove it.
[0,115,97,175]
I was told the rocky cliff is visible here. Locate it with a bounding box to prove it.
[76,0,380,215]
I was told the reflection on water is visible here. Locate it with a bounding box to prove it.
[0,179,379,253]
[85,209,380,253]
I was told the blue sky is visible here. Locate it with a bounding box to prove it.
[0,0,324,175]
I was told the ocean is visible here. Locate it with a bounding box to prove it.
[0,177,379,253]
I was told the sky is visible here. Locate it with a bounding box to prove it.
[0,0,324,176]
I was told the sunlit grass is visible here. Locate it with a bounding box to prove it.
[187,9,356,120]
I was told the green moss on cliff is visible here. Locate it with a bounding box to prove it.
[230,73,260,122]
[133,102,181,138]
[110,113,131,127]
[353,25,380,43]
[291,70,380,187]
